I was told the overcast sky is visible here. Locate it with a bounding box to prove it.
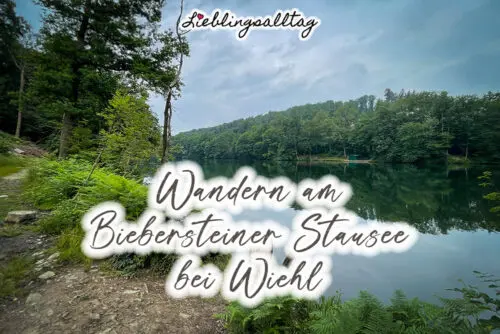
[16,0,500,134]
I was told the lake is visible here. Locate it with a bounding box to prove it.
[195,159,500,304]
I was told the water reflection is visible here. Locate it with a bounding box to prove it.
[200,160,499,233]
[199,160,500,302]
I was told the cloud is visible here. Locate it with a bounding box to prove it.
[16,0,500,134]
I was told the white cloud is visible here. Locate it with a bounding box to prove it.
[146,0,500,134]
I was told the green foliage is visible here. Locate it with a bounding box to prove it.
[202,253,232,271]
[174,91,500,164]
[23,158,90,210]
[0,131,24,154]
[478,171,500,214]
[21,158,184,276]
[0,136,10,154]
[98,89,161,177]
[217,273,500,333]
[56,225,91,266]
[0,0,29,136]
[215,296,312,334]
[23,158,147,234]
[109,253,178,277]
[0,160,23,177]
[22,158,147,270]
[0,255,35,298]
[0,0,188,156]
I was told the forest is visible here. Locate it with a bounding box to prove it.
[173,90,500,164]
[1,0,186,177]
[3,0,500,170]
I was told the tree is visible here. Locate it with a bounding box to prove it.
[9,29,37,138]
[34,0,169,158]
[158,0,189,163]
[332,104,358,158]
[172,89,500,164]
[0,0,28,135]
[384,88,397,102]
[98,89,161,177]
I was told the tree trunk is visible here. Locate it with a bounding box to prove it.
[343,145,347,159]
[161,90,173,163]
[160,0,185,164]
[465,141,469,160]
[15,65,25,138]
[59,0,90,159]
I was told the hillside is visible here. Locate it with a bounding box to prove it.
[173,89,500,164]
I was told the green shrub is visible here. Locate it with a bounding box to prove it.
[202,252,232,271]
[56,225,92,266]
[0,131,23,154]
[216,296,313,334]
[0,137,10,154]
[22,158,171,275]
[24,158,147,235]
[109,253,179,277]
[217,272,500,333]
[23,158,92,210]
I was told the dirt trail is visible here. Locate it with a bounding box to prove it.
[0,264,227,334]
[0,171,227,334]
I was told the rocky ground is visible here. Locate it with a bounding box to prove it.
[0,170,228,334]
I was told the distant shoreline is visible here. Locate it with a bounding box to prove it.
[296,157,374,164]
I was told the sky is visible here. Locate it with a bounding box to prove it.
[15,0,500,134]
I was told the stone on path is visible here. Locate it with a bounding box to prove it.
[13,148,25,154]
[26,293,42,306]
[179,313,190,319]
[47,252,60,261]
[4,210,37,224]
[38,271,56,280]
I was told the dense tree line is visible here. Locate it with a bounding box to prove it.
[0,0,187,174]
[173,89,500,163]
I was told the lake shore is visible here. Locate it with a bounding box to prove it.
[297,156,374,164]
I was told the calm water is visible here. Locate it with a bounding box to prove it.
[196,160,500,304]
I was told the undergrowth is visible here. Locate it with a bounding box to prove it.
[22,158,229,274]
[216,271,500,333]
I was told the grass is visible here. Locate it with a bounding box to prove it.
[0,255,35,298]
[0,165,22,177]
[0,155,34,224]
[55,225,92,268]
[0,224,36,237]
[0,155,28,177]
